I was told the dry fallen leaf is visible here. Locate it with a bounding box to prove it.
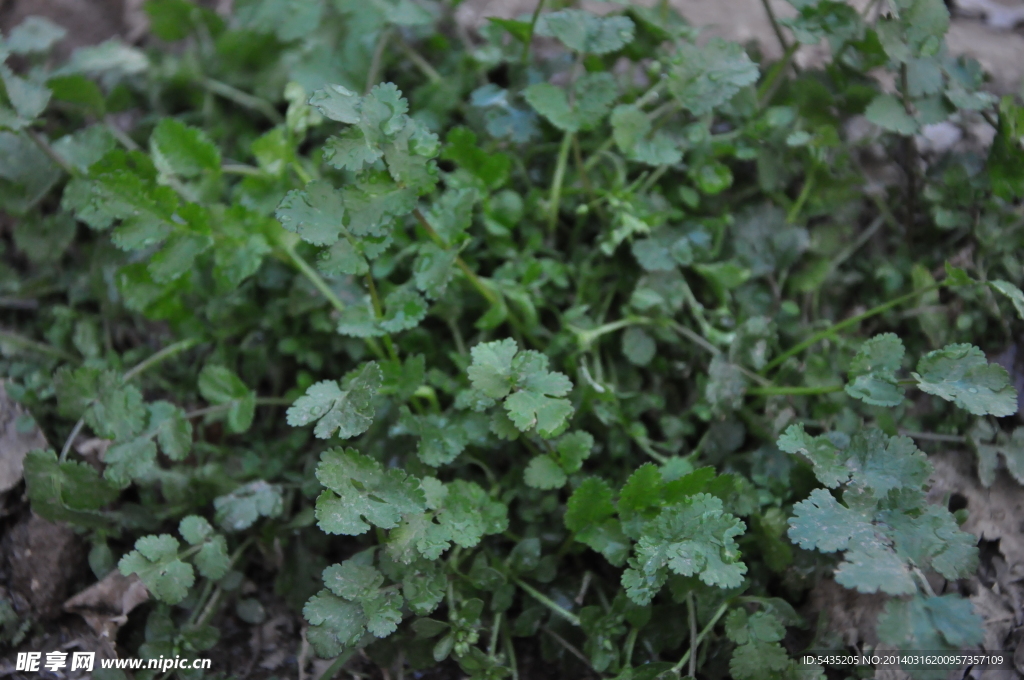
[64,570,150,640]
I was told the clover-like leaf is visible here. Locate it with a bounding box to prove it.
[536,10,635,55]
[118,534,194,604]
[845,333,906,407]
[913,343,1018,417]
[287,362,382,439]
[315,448,426,535]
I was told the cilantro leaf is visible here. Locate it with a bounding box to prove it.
[523,455,566,490]
[54,366,146,441]
[287,362,382,439]
[912,343,1018,417]
[788,489,874,553]
[845,333,906,406]
[667,39,759,115]
[524,73,617,133]
[990,280,1024,321]
[149,118,220,179]
[535,10,635,54]
[179,516,230,580]
[24,449,118,529]
[213,480,284,532]
[876,593,984,663]
[397,407,469,467]
[118,534,194,604]
[276,180,345,247]
[467,338,519,399]
[315,448,426,535]
[198,365,256,433]
[777,424,849,488]
[624,493,747,604]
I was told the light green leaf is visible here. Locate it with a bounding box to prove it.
[667,39,759,116]
[118,534,194,604]
[149,118,221,178]
[865,94,918,135]
[213,480,284,532]
[990,280,1024,321]
[535,9,635,54]
[276,180,345,247]
[315,448,426,535]
[286,362,382,439]
[523,455,567,490]
[913,343,1018,417]
[845,333,906,406]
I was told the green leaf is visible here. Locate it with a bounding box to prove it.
[303,590,366,657]
[103,436,157,488]
[150,118,221,178]
[987,97,1024,201]
[276,180,345,247]
[845,333,906,406]
[434,479,508,548]
[524,73,617,133]
[865,93,918,135]
[467,338,519,399]
[413,243,458,300]
[235,0,325,41]
[524,455,567,490]
[990,280,1024,322]
[5,16,67,54]
[315,448,426,535]
[118,534,194,604]
[777,424,849,488]
[667,38,759,116]
[198,365,256,433]
[621,327,656,366]
[788,489,874,553]
[624,493,747,604]
[504,349,574,438]
[913,343,1018,417]
[1,67,51,124]
[214,480,284,532]
[706,356,746,414]
[535,10,635,54]
[876,593,983,658]
[555,430,594,473]
[287,362,382,439]
[179,516,230,580]
[380,288,429,333]
[844,430,931,497]
[440,127,510,189]
[54,366,146,441]
[24,449,118,528]
[397,408,469,467]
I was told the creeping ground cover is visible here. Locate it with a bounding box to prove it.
[2,0,1024,678]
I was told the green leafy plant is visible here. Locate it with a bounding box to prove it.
[3,0,1024,678]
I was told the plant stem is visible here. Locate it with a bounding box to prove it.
[26,130,78,176]
[396,35,442,84]
[548,132,573,234]
[759,0,797,71]
[623,626,639,668]
[787,169,815,223]
[58,419,86,463]
[316,649,357,680]
[280,241,386,359]
[488,612,503,658]
[364,272,398,361]
[898,430,967,444]
[123,338,199,381]
[747,383,843,396]
[687,593,698,678]
[187,397,292,419]
[541,626,593,669]
[521,0,548,64]
[757,42,799,106]
[761,282,944,374]
[198,77,283,124]
[503,627,519,680]
[512,577,580,626]
[671,601,729,673]
[0,330,77,362]
[366,28,394,94]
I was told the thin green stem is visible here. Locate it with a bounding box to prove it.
[58,419,86,463]
[397,35,442,84]
[548,132,573,234]
[26,130,78,176]
[513,577,580,627]
[280,241,385,359]
[316,649,357,680]
[198,77,283,124]
[747,384,843,397]
[105,119,140,151]
[187,397,292,419]
[787,169,816,223]
[221,163,264,177]
[687,593,698,678]
[759,0,796,68]
[0,330,77,362]
[898,430,967,444]
[488,612,503,658]
[521,0,548,64]
[757,42,799,106]
[503,627,519,680]
[670,601,729,673]
[761,282,945,374]
[623,626,639,668]
[123,338,199,381]
[366,28,394,94]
